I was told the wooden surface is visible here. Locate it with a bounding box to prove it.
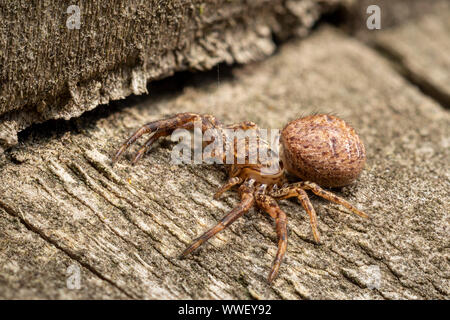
[373,7,450,108]
[1,10,449,299]
[0,0,347,152]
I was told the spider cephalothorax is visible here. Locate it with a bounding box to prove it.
[113,113,368,282]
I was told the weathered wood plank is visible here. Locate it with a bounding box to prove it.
[1,26,449,299]
[373,5,450,108]
[0,207,128,299]
[0,0,348,152]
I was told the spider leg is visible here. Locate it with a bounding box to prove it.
[224,121,258,130]
[296,189,320,243]
[112,113,221,164]
[180,181,255,258]
[255,193,288,283]
[270,186,320,243]
[297,182,368,218]
[213,177,243,199]
[131,128,169,165]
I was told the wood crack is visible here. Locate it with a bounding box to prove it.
[371,43,450,109]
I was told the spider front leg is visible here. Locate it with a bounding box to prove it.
[255,192,288,283]
[112,113,221,164]
[180,180,255,258]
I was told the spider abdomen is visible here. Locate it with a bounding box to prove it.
[281,114,366,187]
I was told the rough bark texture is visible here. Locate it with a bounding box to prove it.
[0,0,350,152]
[1,10,449,298]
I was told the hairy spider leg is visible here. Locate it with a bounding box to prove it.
[224,121,258,131]
[180,180,255,258]
[112,113,221,164]
[131,128,170,165]
[213,177,243,199]
[270,181,367,241]
[296,189,320,242]
[297,181,368,218]
[269,186,320,242]
[255,192,288,283]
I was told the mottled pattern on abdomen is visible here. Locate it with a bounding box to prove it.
[281,114,366,187]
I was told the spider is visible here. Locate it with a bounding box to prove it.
[112,112,368,282]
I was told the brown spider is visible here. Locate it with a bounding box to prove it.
[112,112,368,282]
